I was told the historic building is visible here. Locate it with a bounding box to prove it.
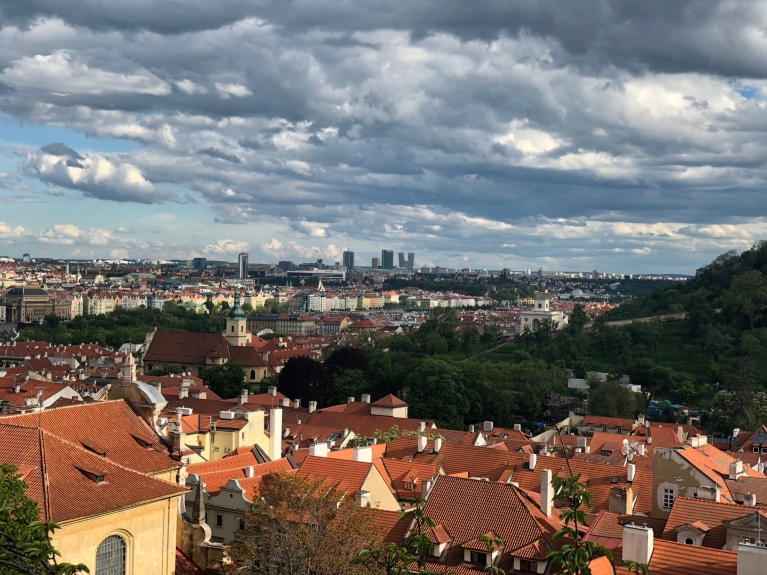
[4,286,72,323]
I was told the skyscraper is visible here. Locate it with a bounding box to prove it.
[407,252,415,271]
[371,257,380,270]
[192,257,207,270]
[343,250,355,270]
[381,250,394,270]
[238,252,249,279]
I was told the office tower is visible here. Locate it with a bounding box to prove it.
[238,252,249,279]
[407,252,415,271]
[381,250,394,270]
[278,260,295,271]
[593,269,599,279]
[372,257,380,270]
[538,268,544,277]
[343,250,355,270]
[192,257,207,270]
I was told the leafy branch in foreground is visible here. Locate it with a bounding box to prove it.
[546,429,614,575]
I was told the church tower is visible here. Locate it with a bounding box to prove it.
[225,291,249,347]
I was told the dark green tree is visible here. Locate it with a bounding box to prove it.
[723,270,767,330]
[201,363,247,399]
[277,356,333,406]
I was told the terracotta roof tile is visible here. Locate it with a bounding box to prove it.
[661,497,760,549]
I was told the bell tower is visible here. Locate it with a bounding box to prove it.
[225,291,249,347]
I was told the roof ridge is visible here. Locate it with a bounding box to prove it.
[38,427,51,522]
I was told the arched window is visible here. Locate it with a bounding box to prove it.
[96,535,126,575]
[250,370,256,380]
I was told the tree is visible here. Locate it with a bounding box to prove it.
[568,305,589,332]
[459,327,480,357]
[226,472,378,575]
[147,363,183,376]
[405,358,470,429]
[325,346,368,379]
[587,381,637,419]
[277,356,333,406]
[723,270,767,330]
[333,370,370,405]
[0,465,89,575]
[201,364,247,399]
[676,380,696,404]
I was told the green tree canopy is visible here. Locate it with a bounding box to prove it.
[201,363,247,399]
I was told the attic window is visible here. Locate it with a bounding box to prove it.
[404,482,415,491]
[611,477,619,484]
[602,450,612,456]
[80,440,106,457]
[469,551,487,564]
[75,466,107,484]
[131,435,154,450]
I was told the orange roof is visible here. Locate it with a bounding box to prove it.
[297,455,374,494]
[0,400,179,475]
[661,497,761,549]
[0,424,186,523]
[372,394,407,407]
[613,538,736,575]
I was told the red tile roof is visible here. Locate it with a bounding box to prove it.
[661,497,760,549]
[372,394,407,407]
[0,424,186,523]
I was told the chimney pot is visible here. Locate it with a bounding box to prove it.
[308,401,317,414]
[744,492,757,507]
[468,424,475,433]
[417,436,428,453]
[418,421,426,433]
[347,396,355,404]
[294,398,300,409]
[529,453,537,471]
[244,466,254,478]
[541,469,553,517]
[434,437,442,453]
[513,423,521,432]
[484,420,494,432]
[268,386,277,397]
[361,394,371,403]
[622,523,653,565]
[627,463,636,482]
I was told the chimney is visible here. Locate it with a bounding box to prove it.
[347,396,355,404]
[309,442,328,457]
[294,398,300,409]
[279,398,289,407]
[738,542,767,575]
[513,423,521,432]
[585,445,591,453]
[238,389,248,405]
[637,414,645,426]
[282,427,290,438]
[352,446,372,463]
[647,435,653,445]
[355,490,371,508]
[529,453,537,471]
[421,477,434,499]
[361,394,371,403]
[484,421,494,432]
[179,387,188,399]
[541,469,553,517]
[638,444,646,456]
[627,463,636,483]
[610,486,635,515]
[622,523,653,565]
[244,466,254,478]
[418,421,426,433]
[744,493,757,507]
[576,436,587,449]
[730,460,745,480]
[13,382,20,394]
[342,428,349,438]
[308,401,317,414]
[269,408,283,460]
[434,437,442,453]
[417,436,428,453]
[268,386,277,397]
[468,425,475,433]
[677,426,684,443]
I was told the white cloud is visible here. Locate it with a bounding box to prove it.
[1,50,171,96]
[175,79,208,95]
[214,82,253,98]
[203,238,250,255]
[0,222,26,242]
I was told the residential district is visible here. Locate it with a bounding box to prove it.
[0,253,758,575]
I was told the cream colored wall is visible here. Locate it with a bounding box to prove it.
[209,412,269,461]
[361,467,401,511]
[53,496,180,575]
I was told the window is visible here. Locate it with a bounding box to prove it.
[520,560,537,573]
[95,535,126,575]
[242,432,245,440]
[684,538,694,545]
[663,488,676,509]
[754,446,760,453]
[469,551,487,564]
[617,427,622,434]
[216,514,223,527]
[231,326,235,333]
[250,370,256,380]
[404,482,415,491]
[761,447,767,454]
[602,425,607,432]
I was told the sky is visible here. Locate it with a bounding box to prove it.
[1,1,767,273]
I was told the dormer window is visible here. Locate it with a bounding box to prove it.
[469,551,487,564]
[404,482,415,491]
[519,560,537,573]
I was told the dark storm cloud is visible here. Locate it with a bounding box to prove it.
[198,147,241,163]
[40,143,84,161]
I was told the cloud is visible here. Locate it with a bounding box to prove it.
[0,172,28,190]
[214,82,253,98]
[203,238,249,255]
[44,188,63,196]
[0,222,26,242]
[198,147,241,163]
[175,79,208,94]
[22,145,174,204]
[0,50,171,96]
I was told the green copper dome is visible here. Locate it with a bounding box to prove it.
[230,291,246,319]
